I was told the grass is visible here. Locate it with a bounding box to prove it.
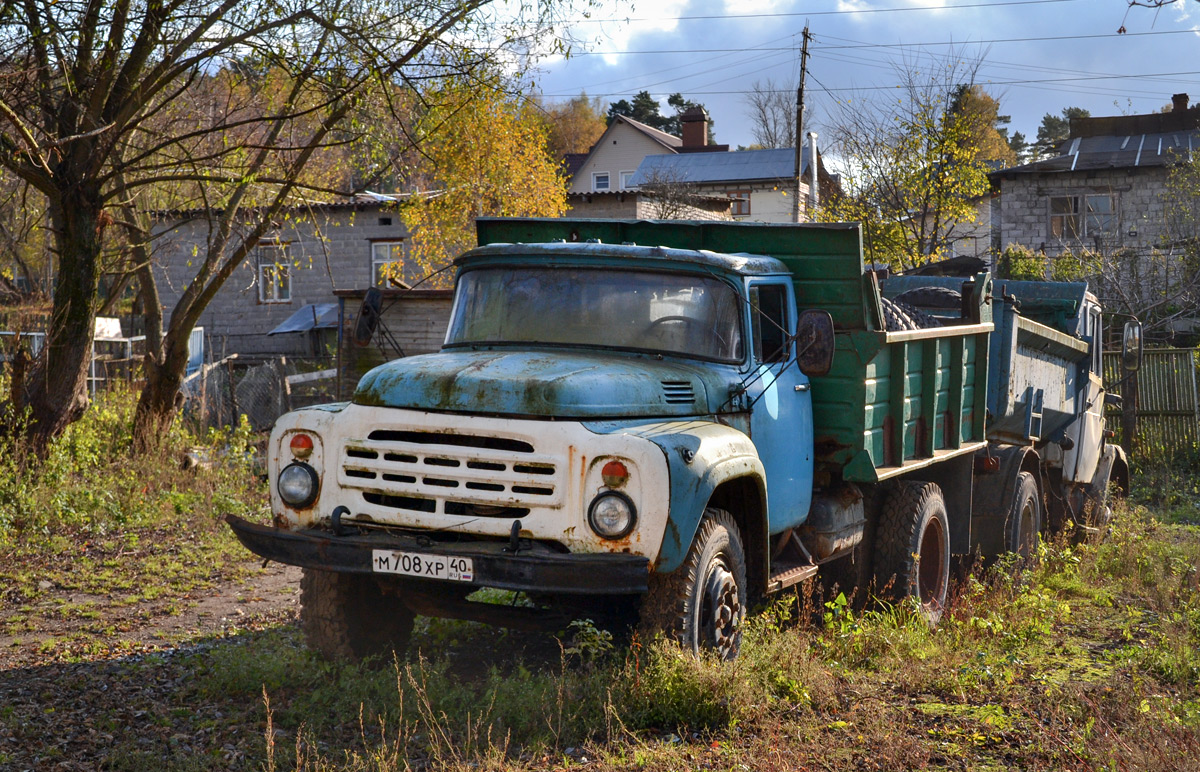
[0,383,267,660]
[3,388,1200,769]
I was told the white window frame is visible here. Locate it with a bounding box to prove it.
[619,170,636,190]
[592,172,610,191]
[372,240,407,287]
[256,242,291,304]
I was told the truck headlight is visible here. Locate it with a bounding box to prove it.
[278,462,319,508]
[588,491,636,539]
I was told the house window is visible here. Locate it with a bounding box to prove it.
[620,171,636,190]
[593,172,610,191]
[1049,194,1118,240]
[1049,196,1080,239]
[1085,194,1116,236]
[257,243,291,304]
[727,190,751,217]
[372,240,408,287]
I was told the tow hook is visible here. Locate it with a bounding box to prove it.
[330,505,350,536]
[505,520,524,553]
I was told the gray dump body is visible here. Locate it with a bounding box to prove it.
[884,276,1093,446]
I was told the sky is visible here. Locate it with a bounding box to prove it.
[530,0,1200,150]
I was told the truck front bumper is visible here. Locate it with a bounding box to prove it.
[225,515,650,595]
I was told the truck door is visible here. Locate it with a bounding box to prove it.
[745,279,814,533]
[1063,304,1104,483]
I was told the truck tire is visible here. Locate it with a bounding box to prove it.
[1005,472,1041,561]
[1081,461,1114,529]
[639,508,747,660]
[300,568,415,660]
[894,285,962,310]
[875,482,950,624]
[881,297,942,331]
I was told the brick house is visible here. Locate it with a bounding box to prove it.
[152,198,437,359]
[988,94,1200,337]
[990,94,1199,257]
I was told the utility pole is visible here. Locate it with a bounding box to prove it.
[793,24,811,223]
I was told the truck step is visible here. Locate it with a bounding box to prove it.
[766,561,819,594]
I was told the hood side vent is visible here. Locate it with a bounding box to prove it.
[661,380,696,404]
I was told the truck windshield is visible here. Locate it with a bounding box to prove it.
[445,267,745,363]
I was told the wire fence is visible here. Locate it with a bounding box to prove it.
[179,356,336,433]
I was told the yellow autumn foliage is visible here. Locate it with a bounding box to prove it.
[401,82,568,286]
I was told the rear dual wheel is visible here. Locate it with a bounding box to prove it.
[875,482,950,624]
[1005,471,1041,561]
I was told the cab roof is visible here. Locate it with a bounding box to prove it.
[454,241,791,278]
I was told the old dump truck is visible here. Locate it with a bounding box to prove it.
[227,218,1139,660]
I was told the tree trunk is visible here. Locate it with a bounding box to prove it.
[131,276,192,454]
[132,351,188,453]
[20,188,104,455]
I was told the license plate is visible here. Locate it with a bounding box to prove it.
[372,550,474,582]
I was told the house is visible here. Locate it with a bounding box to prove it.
[152,198,434,360]
[988,94,1200,337]
[990,93,1200,258]
[565,107,733,220]
[626,127,839,224]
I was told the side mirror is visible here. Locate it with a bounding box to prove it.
[795,309,836,376]
[1121,320,1142,373]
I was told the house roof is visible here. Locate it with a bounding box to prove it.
[994,130,1199,178]
[613,115,683,150]
[561,153,589,182]
[628,147,804,187]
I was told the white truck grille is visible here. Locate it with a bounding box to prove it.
[339,429,562,517]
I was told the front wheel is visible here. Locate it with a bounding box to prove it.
[300,568,415,660]
[875,482,950,624]
[639,508,747,660]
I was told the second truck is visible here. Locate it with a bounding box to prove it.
[228,218,1139,660]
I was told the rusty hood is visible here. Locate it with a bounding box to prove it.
[353,350,720,418]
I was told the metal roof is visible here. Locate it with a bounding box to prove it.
[268,303,340,335]
[628,148,804,187]
[993,130,1199,178]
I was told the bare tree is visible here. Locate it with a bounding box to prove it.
[821,51,993,270]
[744,79,795,150]
[638,168,724,220]
[0,0,568,452]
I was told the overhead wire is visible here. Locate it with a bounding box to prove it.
[566,0,1081,24]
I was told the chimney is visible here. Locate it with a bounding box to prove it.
[681,106,709,147]
[1172,93,1190,112]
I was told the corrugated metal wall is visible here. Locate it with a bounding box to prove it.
[1104,348,1199,456]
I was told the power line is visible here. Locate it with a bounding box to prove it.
[538,68,1200,99]
[567,0,1079,24]
[565,27,1197,56]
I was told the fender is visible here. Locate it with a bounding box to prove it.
[584,419,768,574]
[970,444,1041,559]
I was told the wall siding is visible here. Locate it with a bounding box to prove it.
[153,204,410,359]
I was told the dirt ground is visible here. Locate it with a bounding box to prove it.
[0,561,302,671]
[0,560,303,770]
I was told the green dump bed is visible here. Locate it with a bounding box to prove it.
[475,218,993,484]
